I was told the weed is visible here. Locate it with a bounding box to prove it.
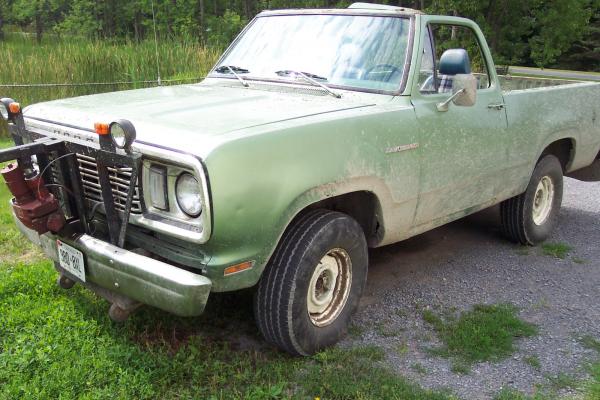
[524,355,542,370]
[0,36,221,137]
[579,335,600,353]
[547,372,578,390]
[450,361,470,375]
[348,323,366,339]
[541,242,573,259]
[304,347,452,400]
[376,320,401,337]
[396,342,410,356]
[411,363,428,374]
[422,304,538,367]
[493,388,552,400]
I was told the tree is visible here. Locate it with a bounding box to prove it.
[528,0,592,67]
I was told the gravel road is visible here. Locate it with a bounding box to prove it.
[344,178,600,399]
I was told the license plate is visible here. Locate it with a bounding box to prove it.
[57,240,86,282]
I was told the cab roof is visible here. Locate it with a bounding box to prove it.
[259,2,424,17]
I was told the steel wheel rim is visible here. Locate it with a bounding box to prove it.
[307,248,352,327]
[532,176,554,226]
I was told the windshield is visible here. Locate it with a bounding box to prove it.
[212,14,412,93]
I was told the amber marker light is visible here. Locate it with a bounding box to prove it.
[224,261,254,276]
[8,102,20,114]
[94,122,110,135]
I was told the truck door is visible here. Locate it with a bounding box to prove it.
[410,20,508,227]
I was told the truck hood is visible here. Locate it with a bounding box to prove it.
[23,81,377,157]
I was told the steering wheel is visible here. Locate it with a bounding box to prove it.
[364,64,403,81]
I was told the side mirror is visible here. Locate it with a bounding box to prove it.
[436,75,477,112]
[452,74,477,106]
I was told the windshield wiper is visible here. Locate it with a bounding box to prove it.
[275,70,341,99]
[214,65,250,87]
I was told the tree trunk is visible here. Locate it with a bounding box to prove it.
[35,14,43,44]
[134,10,143,42]
[451,10,458,40]
[197,0,205,41]
[0,13,4,41]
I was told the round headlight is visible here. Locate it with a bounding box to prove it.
[176,173,203,217]
[109,119,136,151]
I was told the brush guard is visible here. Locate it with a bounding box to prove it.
[0,100,141,248]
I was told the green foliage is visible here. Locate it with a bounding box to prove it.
[528,0,592,67]
[580,335,600,352]
[493,388,551,400]
[303,346,455,400]
[423,304,538,367]
[0,166,455,399]
[524,355,542,370]
[0,34,220,104]
[547,372,578,390]
[541,242,573,259]
[0,0,598,71]
[587,361,600,400]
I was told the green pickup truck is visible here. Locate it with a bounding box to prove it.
[1,3,599,356]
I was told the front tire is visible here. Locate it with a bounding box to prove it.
[500,155,564,245]
[254,209,368,356]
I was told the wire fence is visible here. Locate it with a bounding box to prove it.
[0,77,205,89]
[0,76,207,137]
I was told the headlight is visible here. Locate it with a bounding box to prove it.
[109,119,136,151]
[175,173,203,217]
[0,98,20,121]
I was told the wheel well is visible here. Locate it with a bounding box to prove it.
[540,138,575,172]
[303,191,383,247]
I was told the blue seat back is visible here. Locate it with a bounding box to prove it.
[439,49,471,76]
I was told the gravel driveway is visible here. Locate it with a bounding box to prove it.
[345,178,600,399]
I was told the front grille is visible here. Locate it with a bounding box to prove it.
[76,154,143,214]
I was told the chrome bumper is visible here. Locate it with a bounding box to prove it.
[14,215,212,317]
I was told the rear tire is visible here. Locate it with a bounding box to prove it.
[500,155,563,245]
[254,209,368,356]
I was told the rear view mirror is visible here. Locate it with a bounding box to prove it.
[436,75,477,112]
[452,74,477,107]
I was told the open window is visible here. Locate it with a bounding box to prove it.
[418,23,490,94]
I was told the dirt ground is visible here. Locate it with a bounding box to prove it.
[345,178,600,399]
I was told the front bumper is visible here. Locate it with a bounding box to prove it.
[14,214,212,317]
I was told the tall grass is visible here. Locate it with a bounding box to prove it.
[0,32,221,130]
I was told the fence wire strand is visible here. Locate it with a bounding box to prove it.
[0,77,206,88]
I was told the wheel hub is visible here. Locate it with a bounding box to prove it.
[307,249,352,327]
[532,176,554,226]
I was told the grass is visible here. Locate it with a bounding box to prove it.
[411,363,428,375]
[547,372,578,390]
[376,320,402,337]
[493,388,552,400]
[587,361,600,400]
[0,141,455,399]
[580,335,600,353]
[524,355,542,370]
[541,242,573,259]
[0,33,221,137]
[422,304,538,371]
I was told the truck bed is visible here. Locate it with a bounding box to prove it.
[499,75,583,92]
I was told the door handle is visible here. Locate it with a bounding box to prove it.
[488,103,505,110]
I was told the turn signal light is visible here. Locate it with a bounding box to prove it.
[224,261,254,276]
[94,122,110,135]
[8,102,20,114]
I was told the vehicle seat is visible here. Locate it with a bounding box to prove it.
[437,49,471,93]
